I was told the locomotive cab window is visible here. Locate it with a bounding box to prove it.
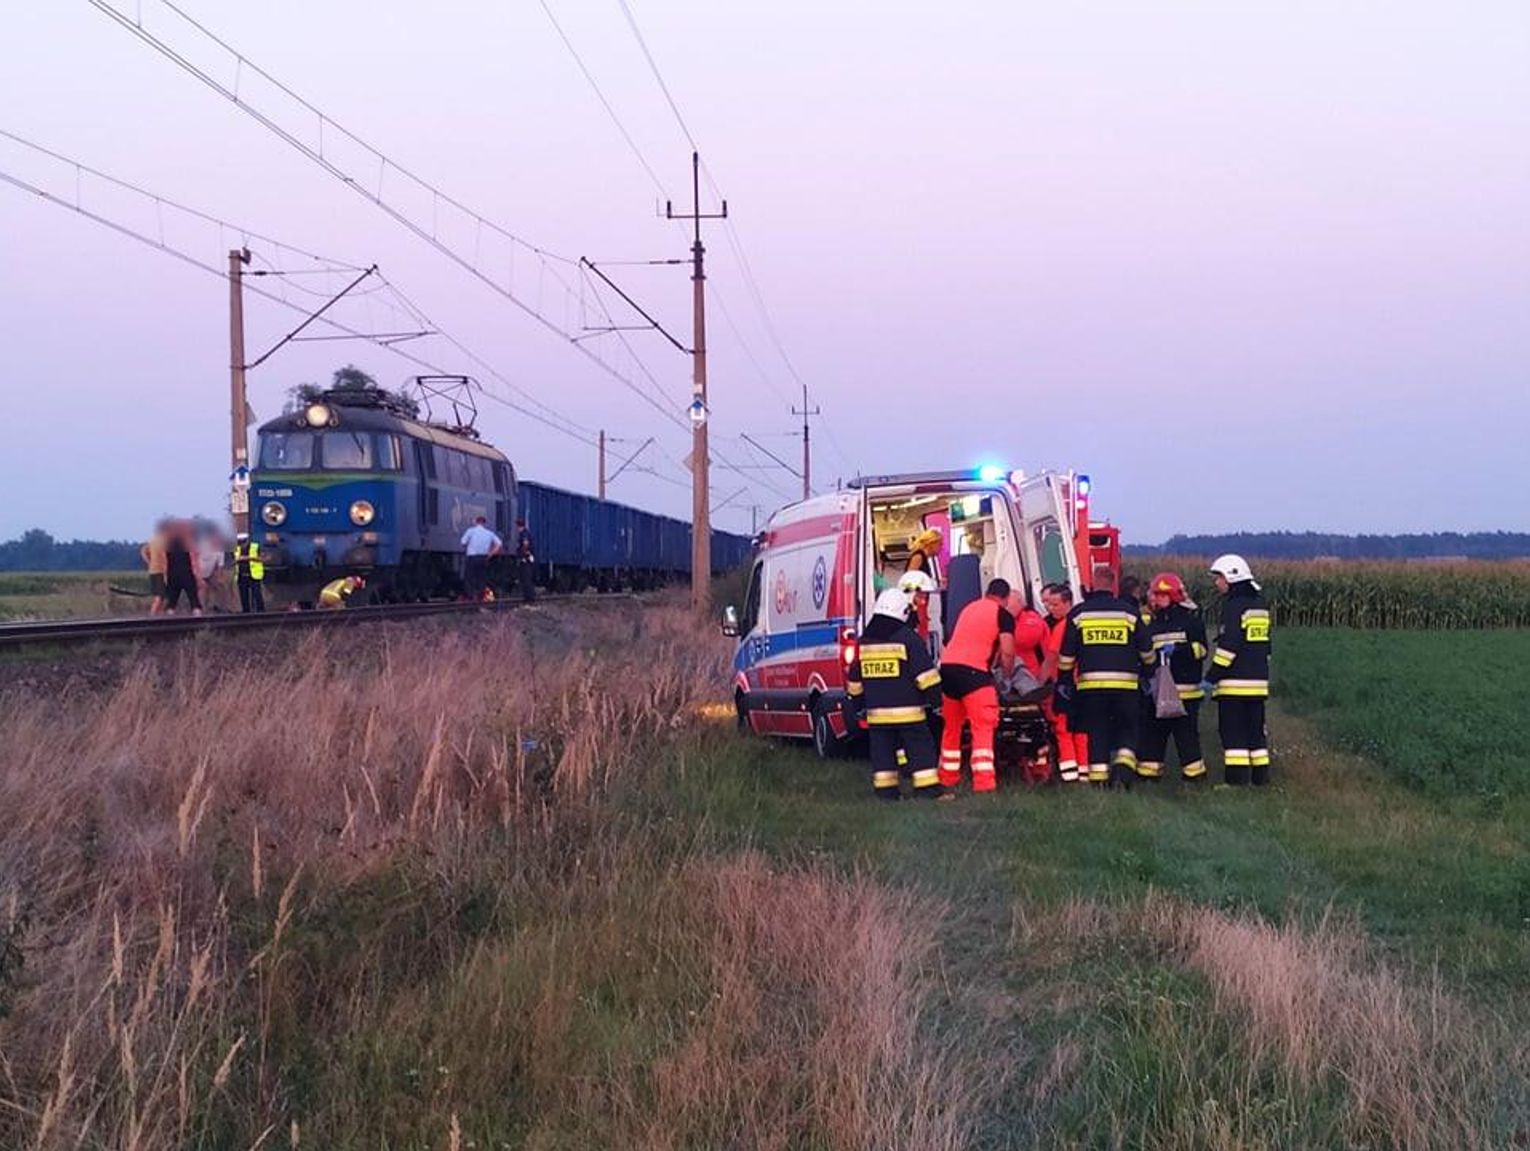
[376,434,403,471]
[259,432,315,470]
[322,431,374,470]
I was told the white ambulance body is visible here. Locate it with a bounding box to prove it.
[726,467,1086,757]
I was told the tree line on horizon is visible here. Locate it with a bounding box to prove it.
[1124,530,1530,560]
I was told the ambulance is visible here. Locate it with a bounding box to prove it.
[722,466,1109,757]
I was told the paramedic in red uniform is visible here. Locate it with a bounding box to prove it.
[1041,582,1088,783]
[938,579,1016,793]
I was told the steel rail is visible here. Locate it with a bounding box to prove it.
[0,595,582,652]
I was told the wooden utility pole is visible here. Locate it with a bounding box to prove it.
[667,153,727,609]
[228,247,252,535]
[792,384,820,501]
[598,429,607,500]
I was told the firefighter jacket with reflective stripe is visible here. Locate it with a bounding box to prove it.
[1146,602,1208,698]
[319,577,360,607]
[1057,590,1153,691]
[233,542,264,581]
[1207,585,1271,698]
[847,614,942,726]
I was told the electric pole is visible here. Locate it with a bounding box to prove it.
[792,384,820,501]
[228,247,252,536]
[598,430,607,500]
[667,153,727,610]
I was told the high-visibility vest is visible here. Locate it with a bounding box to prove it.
[319,577,360,607]
[234,541,264,581]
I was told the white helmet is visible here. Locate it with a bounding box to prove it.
[873,587,911,619]
[1209,553,1260,591]
[897,570,936,595]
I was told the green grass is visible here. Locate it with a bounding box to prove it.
[0,570,147,619]
[1273,628,1530,798]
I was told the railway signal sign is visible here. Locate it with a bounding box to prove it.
[230,464,251,489]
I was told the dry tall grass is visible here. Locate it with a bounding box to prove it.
[0,603,980,1149]
[1018,893,1529,1149]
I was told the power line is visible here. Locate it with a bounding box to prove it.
[613,0,698,149]
[0,160,600,449]
[88,0,690,428]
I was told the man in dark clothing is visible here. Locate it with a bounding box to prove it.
[515,517,536,602]
[1205,554,1273,785]
[1057,567,1153,786]
[847,588,945,800]
[162,520,202,615]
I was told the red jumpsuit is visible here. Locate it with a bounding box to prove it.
[1043,615,1089,782]
[938,596,1013,792]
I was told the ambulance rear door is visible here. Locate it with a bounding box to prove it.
[1016,472,1082,603]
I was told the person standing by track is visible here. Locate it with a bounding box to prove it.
[1057,568,1153,786]
[162,520,202,616]
[140,519,169,615]
[1204,554,1273,785]
[232,532,266,613]
[460,515,503,601]
[937,578,1016,794]
[514,517,537,603]
[1138,572,1209,782]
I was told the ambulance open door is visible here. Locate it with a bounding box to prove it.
[1016,473,1082,605]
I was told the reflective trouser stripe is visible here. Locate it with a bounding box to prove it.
[1058,759,1078,781]
[1087,763,1109,782]
[971,749,996,792]
[1251,748,1270,766]
[1136,760,1163,778]
[911,768,940,789]
[1224,750,1251,766]
[938,749,962,788]
[1113,747,1137,768]
[1182,759,1207,778]
[872,770,900,790]
[1214,680,1269,698]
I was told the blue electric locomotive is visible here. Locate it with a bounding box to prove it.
[251,383,753,600]
[252,386,514,600]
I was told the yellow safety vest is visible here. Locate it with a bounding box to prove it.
[235,541,264,581]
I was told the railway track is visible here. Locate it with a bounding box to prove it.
[0,595,573,651]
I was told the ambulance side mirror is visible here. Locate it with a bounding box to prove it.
[720,605,741,638]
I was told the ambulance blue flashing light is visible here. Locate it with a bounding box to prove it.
[976,463,1006,483]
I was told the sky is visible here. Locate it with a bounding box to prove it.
[2,0,1527,544]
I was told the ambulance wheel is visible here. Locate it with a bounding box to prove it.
[811,699,841,760]
[734,690,751,733]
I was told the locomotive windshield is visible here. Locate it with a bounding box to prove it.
[259,431,315,470]
[322,430,374,469]
[258,430,402,470]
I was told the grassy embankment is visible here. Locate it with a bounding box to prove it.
[0,606,1525,1149]
[0,572,148,620]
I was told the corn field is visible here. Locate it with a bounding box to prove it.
[1125,557,1530,629]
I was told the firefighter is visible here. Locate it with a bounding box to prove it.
[1204,554,1273,785]
[1138,571,1208,782]
[1040,583,1088,783]
[318,574,366,609]
[232,532,265,613]
[1057,566,1154,786]
[937,578,1016,794]
[846,588,944,800]
[897,569,937,646]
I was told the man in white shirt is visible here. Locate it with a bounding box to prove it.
[460,515,503,601]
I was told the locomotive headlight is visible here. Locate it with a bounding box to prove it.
[304,403,333,428]
[261,500,287,526]
[349,499,375,526]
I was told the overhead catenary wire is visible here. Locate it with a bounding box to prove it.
[0,160,600,449]
[87,0,690,429]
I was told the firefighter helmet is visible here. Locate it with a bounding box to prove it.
[873,588,911,619]
[897,570,936,595]
[1150,572,1187,602]
[1209,553,1260,590]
